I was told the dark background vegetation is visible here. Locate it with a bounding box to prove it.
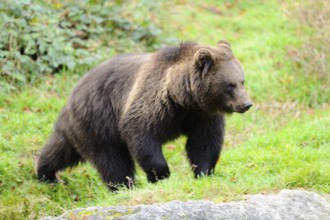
[0,0,173,92]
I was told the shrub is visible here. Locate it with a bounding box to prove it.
[0,0,165,92]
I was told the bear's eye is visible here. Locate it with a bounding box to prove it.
[226,83,236,89]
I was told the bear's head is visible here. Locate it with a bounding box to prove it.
[191,40,252,114]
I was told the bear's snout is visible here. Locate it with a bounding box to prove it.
[243,103,253,111]
[235,102,253,113]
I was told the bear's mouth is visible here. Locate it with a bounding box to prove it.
[223,105,235,114]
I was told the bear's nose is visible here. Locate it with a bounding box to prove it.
[243,103,253,111]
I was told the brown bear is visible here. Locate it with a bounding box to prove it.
[37,40,252,191]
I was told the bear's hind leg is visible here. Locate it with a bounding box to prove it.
[37,129,83,182]
[91,141,135,191]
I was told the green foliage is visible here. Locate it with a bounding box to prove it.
[0,0,164,92]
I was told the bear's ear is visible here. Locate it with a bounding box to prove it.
[194,48,214,75]
[217,40,231,49]
[217,40,233,60]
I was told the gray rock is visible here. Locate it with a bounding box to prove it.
[41,190,330,220]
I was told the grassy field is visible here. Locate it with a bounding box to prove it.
[1,0,329,219]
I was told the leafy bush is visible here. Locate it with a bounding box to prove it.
[0,0,165,92]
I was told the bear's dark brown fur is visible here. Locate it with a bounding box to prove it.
[37,40,252,191]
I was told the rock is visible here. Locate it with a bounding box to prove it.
[41,190,330,220]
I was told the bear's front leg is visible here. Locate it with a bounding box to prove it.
[126,133,170,183]
[183,113,225,177]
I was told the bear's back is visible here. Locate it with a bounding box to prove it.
[69,53,151,117]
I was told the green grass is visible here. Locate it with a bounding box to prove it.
[1,0,329,219]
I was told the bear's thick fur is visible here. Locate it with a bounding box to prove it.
[37,40,252,190]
